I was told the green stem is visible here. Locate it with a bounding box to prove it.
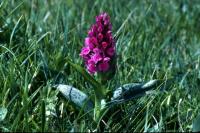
[94,96,101,122]
[93,74,108,123]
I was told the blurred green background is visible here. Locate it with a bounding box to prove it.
[0,0,200,132]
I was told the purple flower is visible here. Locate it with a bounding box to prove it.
[106,47,115,56]
[80,12,116,74]
[87,62,96,74]
[98,61,109,72]
[91,54,102,64]
[80,47,90,57]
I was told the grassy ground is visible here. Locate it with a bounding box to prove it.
[1,0,200,132]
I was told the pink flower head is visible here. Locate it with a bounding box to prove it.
[80,12,116,74]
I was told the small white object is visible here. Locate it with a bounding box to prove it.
[101,99,106,109]
[142,80,157,89]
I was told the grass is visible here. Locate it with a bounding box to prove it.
[0,0,200,132]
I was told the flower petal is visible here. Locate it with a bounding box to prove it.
[87,62,96,74]
[85,38,95,49]
[91,54,102,64]
[80,47,90,56]
[98,33,103,41]
[102,42,108,49]
[93,48,101,54]
[103,57,110,62]
[98,62,109,72]
[91,37,97,45]
[106,47,115,56]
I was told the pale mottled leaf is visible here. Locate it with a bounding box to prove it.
[0,107,7,121]
[55,84,94,113]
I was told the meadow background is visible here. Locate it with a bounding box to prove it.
[0,0,200,132]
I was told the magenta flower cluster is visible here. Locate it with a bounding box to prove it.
[80,12,115,74]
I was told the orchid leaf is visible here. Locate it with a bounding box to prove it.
[108,79,173,106]
[55,84,94,115]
